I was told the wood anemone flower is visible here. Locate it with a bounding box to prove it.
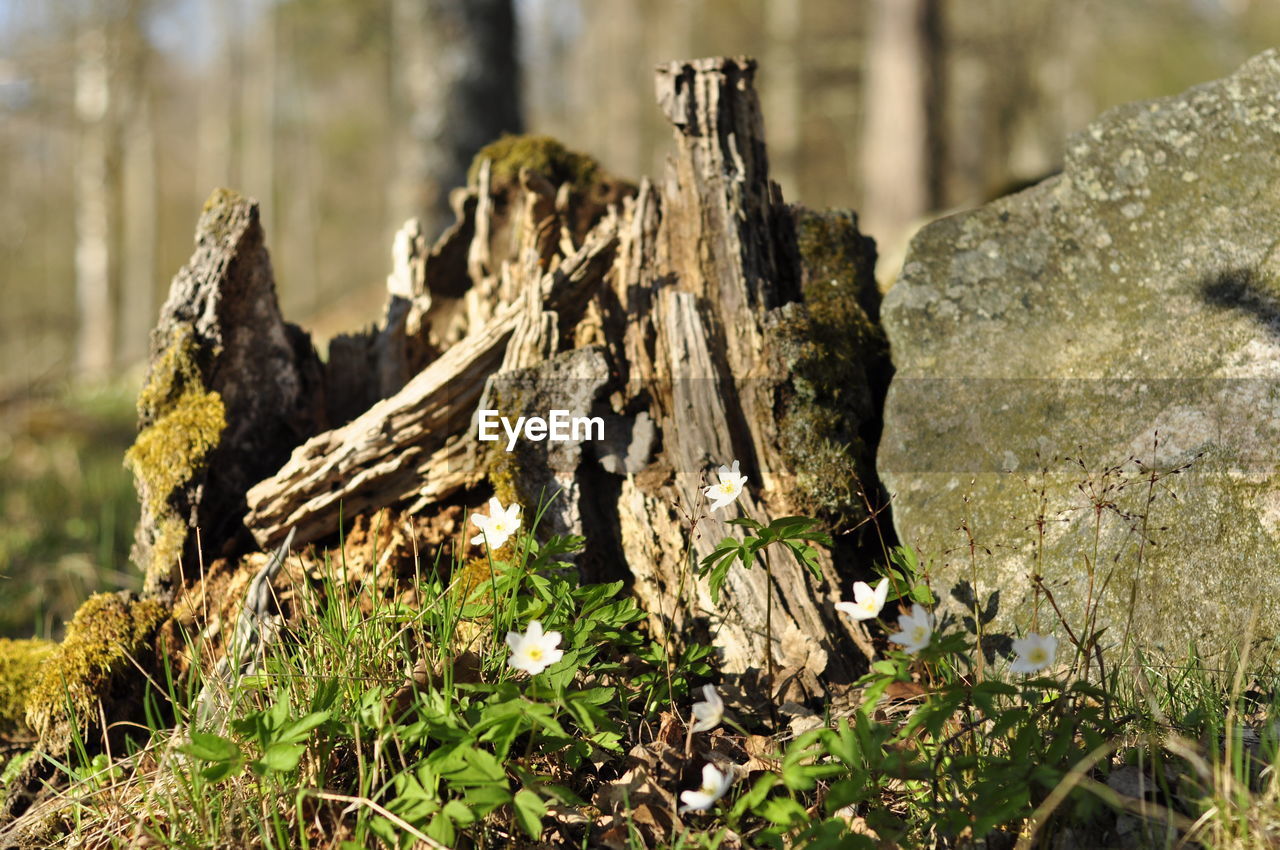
[888,603,934,655]
[703,460,748,512]
[505,620,564,675]
[678,763,735,814]
[1009,632,1058,674]
[835,578,889,621]
[470,496,522,550]
[690,684,724,733]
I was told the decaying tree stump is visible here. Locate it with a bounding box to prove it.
[239,57,887,696]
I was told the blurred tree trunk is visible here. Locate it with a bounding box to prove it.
[119,0,158,369]
[761,0,801,201]
[389,0,521,240]
[858,0,942,244]
[197,0,240,195]
[243,0,277,240]
[74,20,113,380]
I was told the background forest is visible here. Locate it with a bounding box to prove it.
[2,0,1280,637]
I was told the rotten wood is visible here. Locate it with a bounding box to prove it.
[244,216,620,548]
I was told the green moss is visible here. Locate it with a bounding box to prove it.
[774,209,887,530]
[482,381,536,510]
[794,209,880,322]
[124,325,226,580]
[0,639,55,738]
[487,448,524,510]
[468,134,601,193]
[25,593,167,748]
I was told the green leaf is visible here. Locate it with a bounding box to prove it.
[514,789,546,839]
[256,742,304,773]
[183,731,240,763]
[276,710,331,745]
[442,799,477,826]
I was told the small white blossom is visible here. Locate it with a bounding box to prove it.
[505,620,564,675]
[703,460,748,512]
[690,684,724,733]
[1009,632,1058,674]
[835,578,889,622]
[678,763,735,814]
[470,496,522,550]
[888,603,934,654]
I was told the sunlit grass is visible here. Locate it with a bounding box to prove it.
[0,382,140,638]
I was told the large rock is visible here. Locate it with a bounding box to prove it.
[878,50,1280,661]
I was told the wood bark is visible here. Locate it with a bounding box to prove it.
[132,189,322,600]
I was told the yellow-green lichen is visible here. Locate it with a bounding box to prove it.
[25,593,168,748]
[468,134,601,193]
[774,210,887,530]
[0,639,55,739]
[482,382,536,511]
[197,187,251,245]
[124,325,226,578]
[486,446,525,510]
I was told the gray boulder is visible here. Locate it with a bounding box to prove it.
[878,50,1280,661]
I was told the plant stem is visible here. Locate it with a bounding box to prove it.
[765,557,774,687]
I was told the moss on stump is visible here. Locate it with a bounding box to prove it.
[25,592,168,750]
[772,209,887,530]
[0,639,56,740]
[124,324,227,589]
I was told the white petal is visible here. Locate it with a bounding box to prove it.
[873,578,889,608]
[700,763,724,788]
[678,791,715,813]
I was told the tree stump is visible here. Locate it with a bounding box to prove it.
[240,57,888,695]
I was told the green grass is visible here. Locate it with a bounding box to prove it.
[7,453,1280,848]
[0,383,140,639]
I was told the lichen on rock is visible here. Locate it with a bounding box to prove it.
[878,49,1280,659]
[24,592,168,750]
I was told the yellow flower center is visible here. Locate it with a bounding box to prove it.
[719,483,735,494]
[911,626,928,642]
[527,647,544,661]
[1029,648,1046,664]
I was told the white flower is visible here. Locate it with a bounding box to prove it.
[703,460,748,512]
[505,620,564,675]
[690,684,723,733]
[888,603,934,654]
[835,578,889,621]
[1009,632,1058,674]
[678,763,735,814]
[470,496,521,550]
